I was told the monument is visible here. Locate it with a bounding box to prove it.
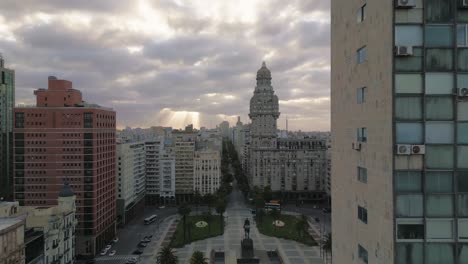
[238,218,259,263]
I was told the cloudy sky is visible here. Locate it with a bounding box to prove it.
[0,0,330,131]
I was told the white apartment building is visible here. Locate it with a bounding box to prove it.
[0,217,25,264]
[193,150,222,195]
[145,140,163,205]
[159,148,176,203]
[117,142,146,225]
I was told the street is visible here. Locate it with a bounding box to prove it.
[281,204,331,235]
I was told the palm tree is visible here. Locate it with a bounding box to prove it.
[156,246,178,264]
[178,203,191,242]
[190,251,208,264]
[215,199,226,231]
[323,232,332,256]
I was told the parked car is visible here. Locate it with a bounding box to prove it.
[322,208,331,213]
[133,249,143,255]
[314,217,320,222]
[108,250,116,256]
[312,205,319,209]
[100,249,108,256]
[105,245,112,250]
[126,260,137,264]
[138,242,147,248]
[159,205,165,209]
[142,237,151,242]
[112,237,119,243]
[145,235,153,239]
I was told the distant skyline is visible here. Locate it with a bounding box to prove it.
[0,0,330,131]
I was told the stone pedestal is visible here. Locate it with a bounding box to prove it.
[241,238,254,259]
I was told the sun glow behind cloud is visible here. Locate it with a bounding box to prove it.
[157,108,200,129]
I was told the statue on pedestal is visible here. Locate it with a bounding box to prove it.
[243,218,250,239]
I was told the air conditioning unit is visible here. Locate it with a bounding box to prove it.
[352,142,361,151]
[396,0,416,8]
[397,144,411,155]
[395,46,413,56]
[411,145,425,155]
[461,0,468,8]
[458,88,468,97]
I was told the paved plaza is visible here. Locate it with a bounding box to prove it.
[168,188,324,264]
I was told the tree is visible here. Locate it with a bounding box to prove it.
[193,191,202,214]
[156,246,178,264]
[178,203,191,242]
[322,232,332,262]
[189,251,208,264]
[204,193,214,214]
[295,215,308,238]
[203,211,212,233]
[215,199,227,231]
[256,209,265,224]
[263,186,272,202]
[270,208,280,220]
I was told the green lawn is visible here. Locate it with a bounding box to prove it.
[171,215,224,248]
[256,214,317,246]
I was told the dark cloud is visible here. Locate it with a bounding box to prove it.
[0,0,331,131]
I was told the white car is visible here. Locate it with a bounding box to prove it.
[112,237,119,243]
[100,249,108,256]
[159,206,165,209]
[108,250,116,256]
[105,245,112,250]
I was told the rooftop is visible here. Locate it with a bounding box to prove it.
[0,217,24,235]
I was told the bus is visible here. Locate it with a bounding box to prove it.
[264,202,281,212]
[144,214,158,225]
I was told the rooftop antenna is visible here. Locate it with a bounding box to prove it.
[286,116,288,132]
[0,53,4,68]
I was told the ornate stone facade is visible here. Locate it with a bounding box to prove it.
[248,63,327,201]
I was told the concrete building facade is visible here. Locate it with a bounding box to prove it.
[332,0,468,263]
[0,217,25,264]
[172,127,196,202]
[248,63,327,201]
[193,150,221,195]
[13,76,116,257]
[0,55,15,200]
[116,142,146,226]
[144,140,163,205]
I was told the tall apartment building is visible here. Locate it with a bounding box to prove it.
[0,217,25,264]
[117,142,145,225]
[173,127,196,202]
[13,76,116,256]
[248,62,327,201]
[332,1,468,263]
[0,55,15,200]
[0,183,77,264]
[159,148,176,204]
[193,150,221,195]
[145,140,163,205]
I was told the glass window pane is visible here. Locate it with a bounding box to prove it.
[458,25,467,47]
[458,146,468,169]
[396,194,423,217]
[426,49,453,71]
[426,194,453,217]
[396,243,423,264]
[425,171,453,193]
[396,97,422,120]
[425,0,454,23]
[426,220,453,239]
[395,47,423,72]
[425,122,454,144]
[425,73,453,94]
[458,49,468,72]
[458,123,468,144]
[426,145,454,169]
[459,220,468,240]
[457,74,468,96]
[395,171,422,192]
[458,171,468,192]
[459,194,468,216]
[396,123,423,144]
[425,26,453,47]
[459,102,468,121]
[426,244,454,264]
[459,244,468,263]
[395,74,423,94]
[426,97,453,120]
[396,25,423,46]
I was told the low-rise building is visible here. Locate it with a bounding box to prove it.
[0,217,25,264]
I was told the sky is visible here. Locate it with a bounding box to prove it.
[0,0,330,131]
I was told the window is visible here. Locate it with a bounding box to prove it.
[395,47,423,71]
[458,146,468,169]
[459,102,468,121]
[358,206,367,224]
[426,195,453,217]
[357,4,366,23]
[15,112,24,128]
[426,97,453,120]
[425,25,453,47]
[425,171,453,193]
[396,194,423,217]
[395,25,423,46]
[459,194,468,216]
[425,122,454,144]
[426,49,453,71]
[459,219,468,240]
[425,73,453,94]
[358,244,368,264]
[425,0,454,23]
[396,243,423,263]
[357,127,367,142]
[395,97,423,120]
[395,74,423,94]
[396,123,423,144]
[395,171,422,192]
[358,167,367,183]
[459,49,468,72]
[83,112,93,128]
[397,221,424,240]
[458,25,468,47]
[425,244,455,264]
[357,46,367,64]
[426,145,454,169]
[357,87,367,104]
[426,219,454,240]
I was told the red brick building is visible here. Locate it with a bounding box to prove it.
[13,76,116,256]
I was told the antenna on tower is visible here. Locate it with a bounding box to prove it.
[286,116,288,132]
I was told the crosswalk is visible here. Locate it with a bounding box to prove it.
[95,255,140,264]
